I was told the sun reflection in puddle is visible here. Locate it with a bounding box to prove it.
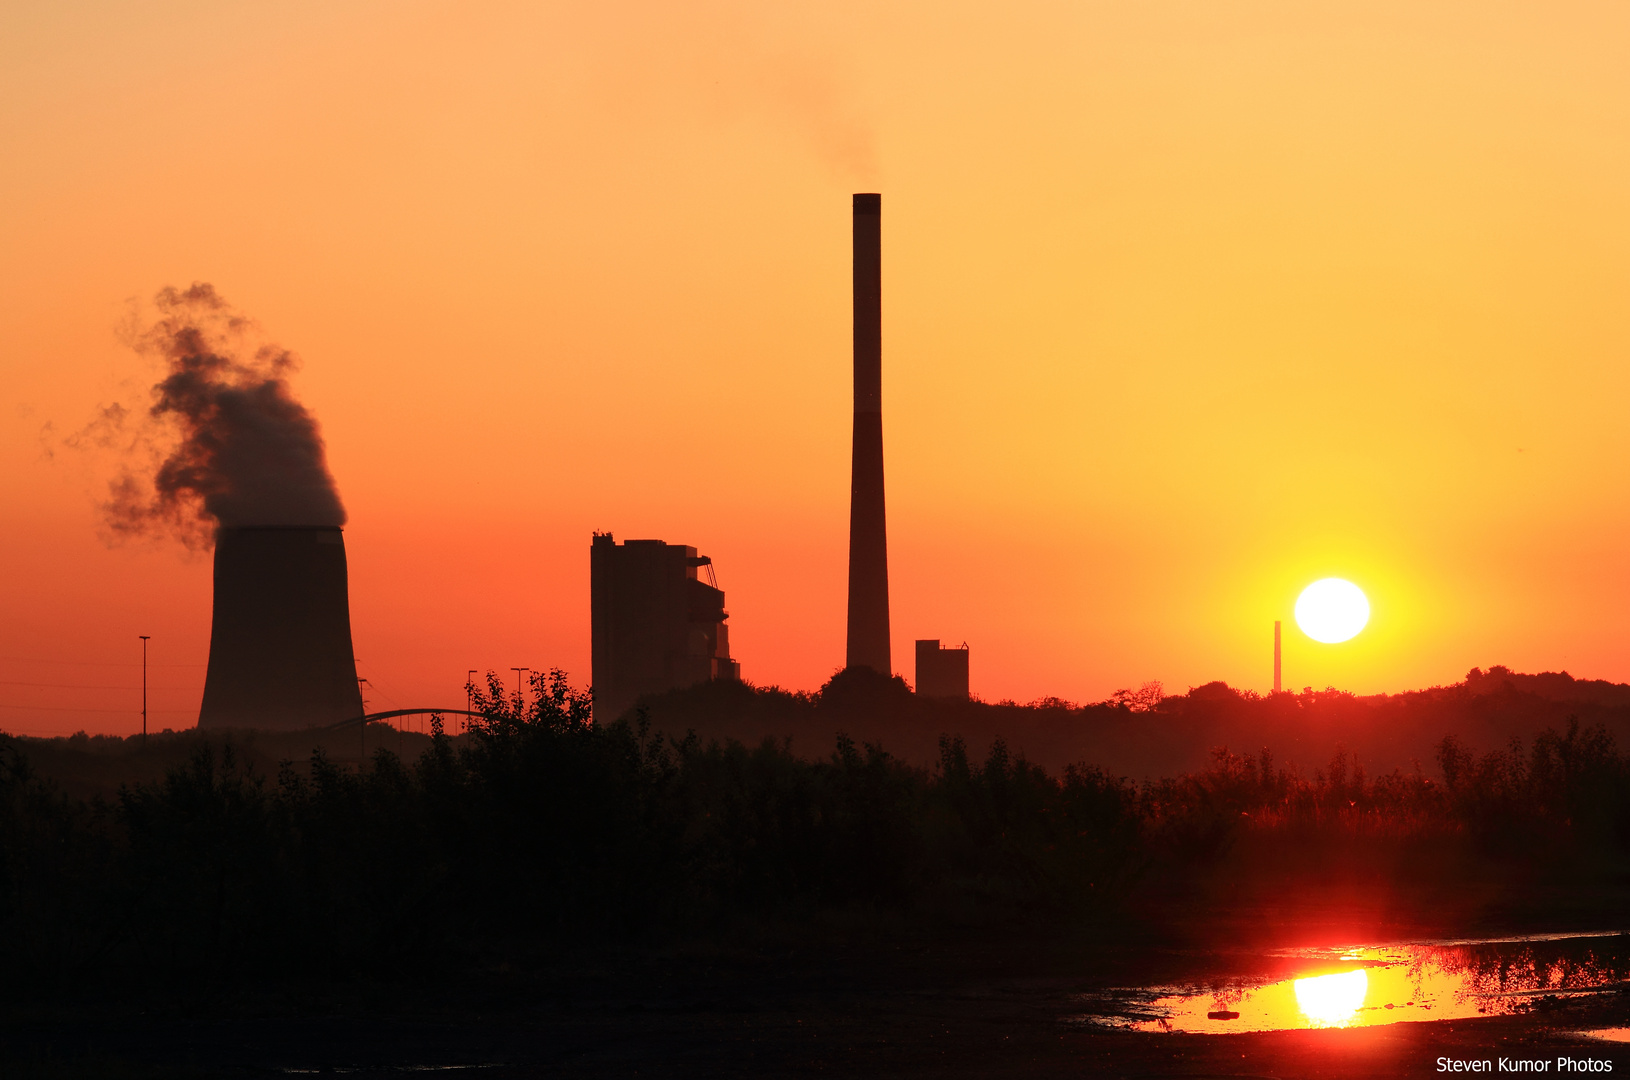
[1293,969,1368,1027]
[1084,931,1630,1035]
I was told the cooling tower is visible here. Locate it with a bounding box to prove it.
[197,526,364,729]
[846,192,892,674]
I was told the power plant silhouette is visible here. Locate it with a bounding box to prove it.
[584,192,966,719]
[185,194,968,732]
[197,526,364,730]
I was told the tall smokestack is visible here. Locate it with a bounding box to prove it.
[846,193,891,674]
[198,526,364,729]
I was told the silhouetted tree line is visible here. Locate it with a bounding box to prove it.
[621,664,1630,781]
[1,670,1627,996]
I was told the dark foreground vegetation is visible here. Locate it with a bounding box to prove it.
[3,668,1629,1007]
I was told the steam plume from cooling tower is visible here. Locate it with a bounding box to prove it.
[104,283,345,546]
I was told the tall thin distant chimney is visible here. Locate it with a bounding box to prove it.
[1273,620,1283,694]
[846,193,891,674]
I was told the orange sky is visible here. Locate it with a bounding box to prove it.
[5,1,1630,735]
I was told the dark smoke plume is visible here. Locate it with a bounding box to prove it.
[99,283,346,547]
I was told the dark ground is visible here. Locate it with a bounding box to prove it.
[7,925,1627,1079]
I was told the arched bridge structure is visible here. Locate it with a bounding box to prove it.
[322,708,486,734]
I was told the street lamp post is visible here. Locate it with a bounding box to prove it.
[358,676,370,762]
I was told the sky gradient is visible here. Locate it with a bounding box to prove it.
[5,1,1630,735]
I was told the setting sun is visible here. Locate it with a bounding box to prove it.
[1293,969,1369,1027]
[1294,579,1371,644]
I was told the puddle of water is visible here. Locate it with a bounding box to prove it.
[280,1067,504,1075]
[1079,931,1630,1034]
[1579,1028,1630,1043]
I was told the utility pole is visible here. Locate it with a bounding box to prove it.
[139,635,150,747]
[467,669,477,734]
[511,668,529,708]
[1273,620,1282,694]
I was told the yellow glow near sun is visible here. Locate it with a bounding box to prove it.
[1294,578,1370,644]
[1293,969,1368,1027]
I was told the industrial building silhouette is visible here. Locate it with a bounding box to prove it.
[197,526,364,729]
[915,640,970,700]
[590,533,739,721]
[587,193,928,720]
